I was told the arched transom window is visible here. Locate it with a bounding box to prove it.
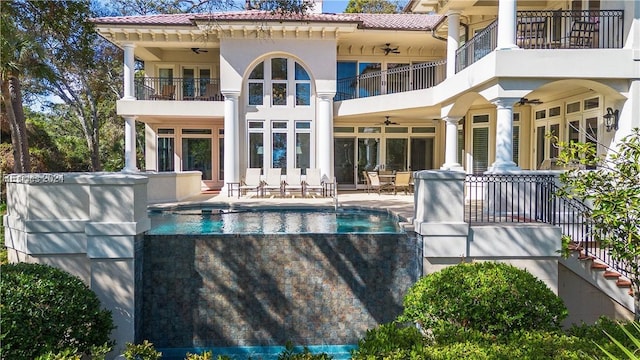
[248,57,311,107]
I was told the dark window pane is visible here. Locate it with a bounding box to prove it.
[295,63,310,80]
[249,62,264,79]
[272,58,288,80]
[273,83,287,105]
[249,83,263,105]
[296,83,310,105]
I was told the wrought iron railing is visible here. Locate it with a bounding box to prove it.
[546,182,631,279]
[464,173,554,224]
[464,173,630,279]
[456,10,624,72]
[335,61,446,101]
[135,77,222,101]
[455,20,498,73]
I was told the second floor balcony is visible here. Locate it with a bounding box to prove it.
[135,77,223,101]
[456,9,625,72]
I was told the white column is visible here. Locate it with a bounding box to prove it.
[446,11,461,78]
[122,43,136,100]
[317,93,335,179]
[489,97,520,172]
[497,0,518,50]
[440,116,463,171]
[122,116,138,173]
[222,92,240,194]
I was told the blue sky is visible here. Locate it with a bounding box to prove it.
[321,0,350,13]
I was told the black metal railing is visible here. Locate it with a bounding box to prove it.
[546,182,631,279]
[464,173,630,279]
[464,173,554,224]
[456,10,624,72]
[135,77,223,101]
[516,10,624,50]
[455,20,498,73]
[335,61,446,101]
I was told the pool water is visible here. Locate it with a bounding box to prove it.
[147,208,403,234]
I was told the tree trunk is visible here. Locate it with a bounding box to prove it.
[1,75,31,173]
[634,282,639,321]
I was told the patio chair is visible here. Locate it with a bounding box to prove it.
[283,168,303,197]
[149,84,175,100]
[262,168,283,197]
[516,17,547,49]
[568,20,597,48]
[196,83,219,101]
[361,171,372,193]
[239,168,262,197]
[367,171,393,195]
[393,171,412,195]
[303,168,325,197]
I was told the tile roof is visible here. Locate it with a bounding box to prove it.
[92,11,443,31]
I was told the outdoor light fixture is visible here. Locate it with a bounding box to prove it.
[603,107,619,132]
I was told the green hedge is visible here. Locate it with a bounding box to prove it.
[1,262,113,359]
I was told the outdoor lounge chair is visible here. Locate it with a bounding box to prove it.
[283,168,303,197]
[262,168,283,197]
[362,171,372,193]
[149,84,175,100]
[239,168,262,197]
[303,168,324,197]
[367,171,393,194]
[393,171,412,195]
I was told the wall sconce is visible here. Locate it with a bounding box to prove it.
[604,107,619,132]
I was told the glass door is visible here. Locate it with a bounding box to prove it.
[182,137,212,180]
[385,138,408,171]
[410,137,434,171]
[357,138,380,185]
[334,138,355,187]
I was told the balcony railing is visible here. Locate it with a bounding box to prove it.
[455,20,498,73]
[335,61,446,101]
[456,9,624,72]
[465,173,631,279]
[135,77,222,101]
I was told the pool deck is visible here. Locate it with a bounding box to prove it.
[150,190,417,232]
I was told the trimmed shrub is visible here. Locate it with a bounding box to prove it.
[0,263,113,360]
[398,262,568,334]
[123,340,162,360]
[350,322,427,359]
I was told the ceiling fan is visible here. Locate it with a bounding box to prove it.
[517,97,543,105]
[191,47,209,54]
[381,43,400,55]
[378,116,399,126]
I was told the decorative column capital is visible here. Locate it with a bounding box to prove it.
[442,115,463,124]
[491,97,521,109]
[446,10,461,17]
[221,91,240,100]
[317,92,336,101]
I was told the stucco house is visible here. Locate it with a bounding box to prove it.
[3,0,639,358]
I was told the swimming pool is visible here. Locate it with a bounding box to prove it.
[147,207,403,235]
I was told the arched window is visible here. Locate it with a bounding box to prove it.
[246,57,311,107]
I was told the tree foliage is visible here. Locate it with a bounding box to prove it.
[344,0,401,14]
[556,127,640,320]
[1,0,104,172]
